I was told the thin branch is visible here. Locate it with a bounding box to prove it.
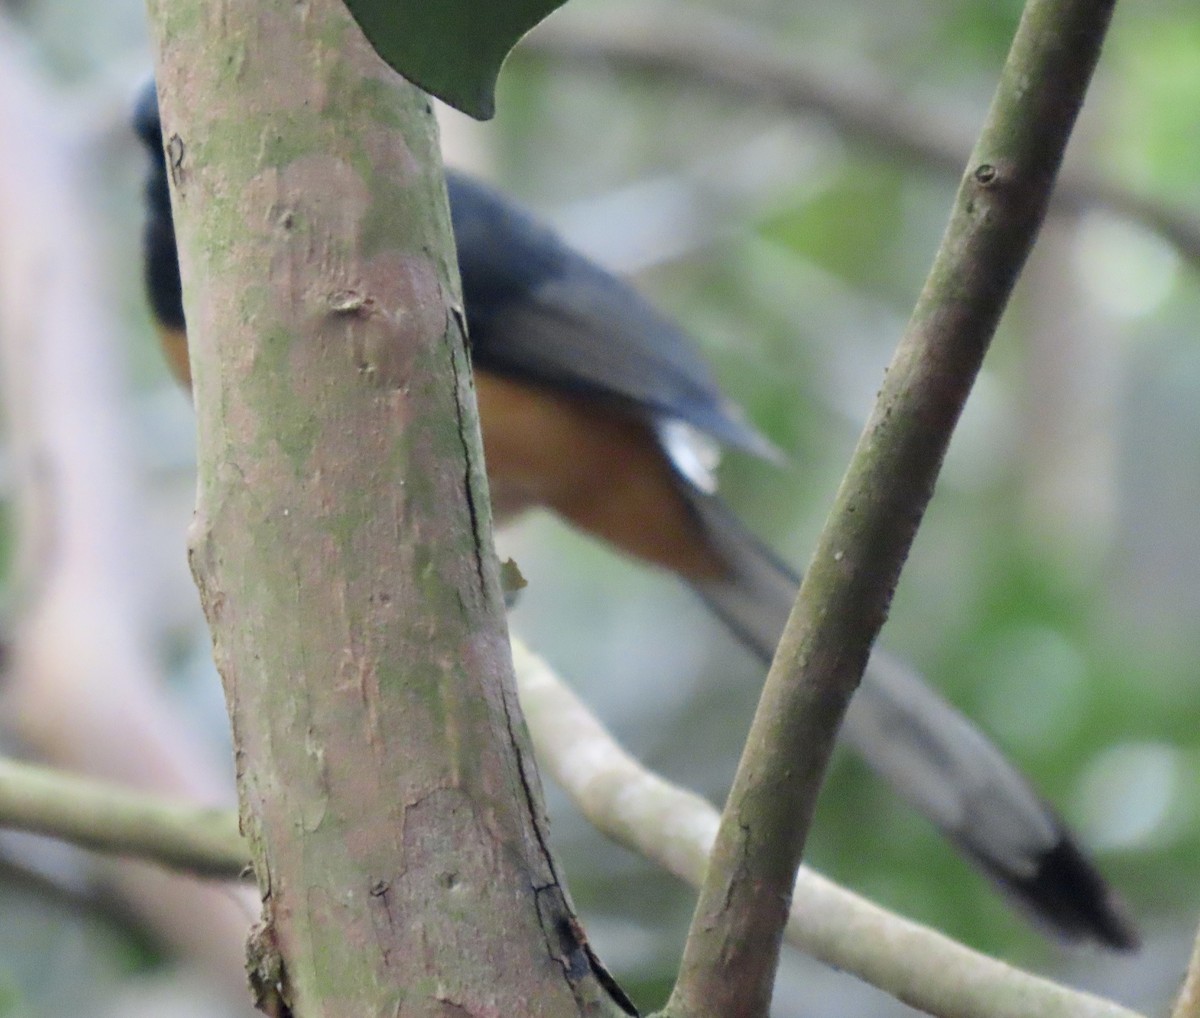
[523,4,1200,266]
[514,640,1144,1018]
[0,758,245,879]
[0,643,1145,1018]
[664,3,1118,1017]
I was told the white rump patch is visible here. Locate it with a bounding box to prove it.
[657,419,722,494]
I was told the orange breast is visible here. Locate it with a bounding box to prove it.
[157,324,193,389]
[475,371,728,581]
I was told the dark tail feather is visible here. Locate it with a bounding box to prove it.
[681,490,1139,951]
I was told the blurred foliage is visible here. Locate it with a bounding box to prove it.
[1,0,1199,1015]
[1106,13,1200,196]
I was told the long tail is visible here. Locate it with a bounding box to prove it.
[682,490,1138,950]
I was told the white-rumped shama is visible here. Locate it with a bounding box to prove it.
[133,81,1136,950]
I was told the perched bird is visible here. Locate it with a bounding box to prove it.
[133,81,1136,950]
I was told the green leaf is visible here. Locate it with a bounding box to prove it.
[341,0,569,119]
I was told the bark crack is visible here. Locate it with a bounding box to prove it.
[498,674,638,1015]
[446,306,487,595]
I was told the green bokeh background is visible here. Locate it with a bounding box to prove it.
[1,0,1198,1015]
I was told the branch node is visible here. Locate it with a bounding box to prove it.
[973,163,999,185]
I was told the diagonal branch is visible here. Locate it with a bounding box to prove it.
[663,3,1119,1017]
[514,640,1144,1018]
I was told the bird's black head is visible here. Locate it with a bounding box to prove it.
[132,78,163,154]
[131,78,184,332]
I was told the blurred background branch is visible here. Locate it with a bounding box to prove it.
[0,759,245,878]
[522,3,1200,267]
[0,17,255,1015]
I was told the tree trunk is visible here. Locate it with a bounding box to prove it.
[144,2,627,1014]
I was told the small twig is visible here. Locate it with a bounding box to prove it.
[662,3,1118,1017]
[523,4,1200,266]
